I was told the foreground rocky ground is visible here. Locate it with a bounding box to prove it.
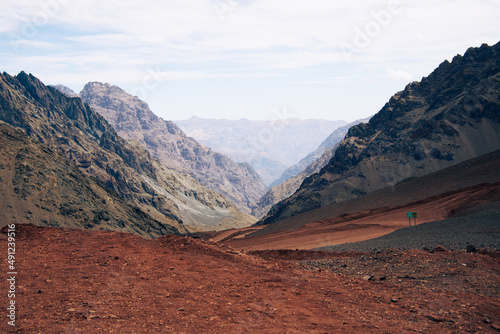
[1,224,499,333]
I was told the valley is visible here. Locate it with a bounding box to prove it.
[1,41,499,333]
[175,117,347,186]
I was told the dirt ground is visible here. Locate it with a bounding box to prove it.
[212,183,500,251]
[1,224,499,333]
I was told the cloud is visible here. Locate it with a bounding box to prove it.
[385,67,413,81]
[1,0,499,121]
[3,0,499,74]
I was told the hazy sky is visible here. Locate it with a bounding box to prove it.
[1,0,499,121]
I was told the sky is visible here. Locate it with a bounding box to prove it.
[1,0,499,122]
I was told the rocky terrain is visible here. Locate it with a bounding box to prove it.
[0,71,254,233]
[253,118,369,218]
[261,42,500,226]
[76,82,266,215]
[1,223,498,333]
[176,116,347,186]
[316,201,500,253]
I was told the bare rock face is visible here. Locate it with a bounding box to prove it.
[0,71,255,234]
[261,42,500,225]
[79,82,266,214]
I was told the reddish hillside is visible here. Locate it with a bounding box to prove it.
[211,150,500,251]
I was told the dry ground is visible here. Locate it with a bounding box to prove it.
[1,224,499,333]
[211,183,500,251]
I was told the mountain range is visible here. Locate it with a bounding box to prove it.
[175,117,347,186]
[76,82,266,215]
[1,42,498,250]
[252,118,370,218]
[0,71,255,235]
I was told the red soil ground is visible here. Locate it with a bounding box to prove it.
[211,182,500,251]
[1,224,499,333]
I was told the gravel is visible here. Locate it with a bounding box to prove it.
[315,202,500,252]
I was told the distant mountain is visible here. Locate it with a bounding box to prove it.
[175,117,348,186]
[77,82,266,215]
[270,117,371,188]
[253,118,369,218]
[260,42,500,225]
[50,84,78,97]
[0,71,255,235]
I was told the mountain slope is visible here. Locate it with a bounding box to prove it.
[253,118,371,218]
[216,149,500,250]
[261,42,500,225]
[0,71,254,234]
[0,121,179,237]
[176,117,347,185]
[79,83,266,214]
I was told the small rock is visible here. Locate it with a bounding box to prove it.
[390,298,398,303]
[66,308,76,312]
[491,323,500,331]
[178,307,184,312]
[466,244,477,253]
[433,245,448,252]
[379,276,387,281]
[426,315,445,322]
[362,275,374,281]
